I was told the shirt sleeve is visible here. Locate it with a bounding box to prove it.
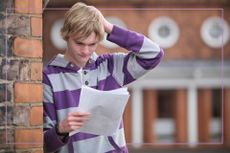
[43,71,69,153]
[106,25,164,86]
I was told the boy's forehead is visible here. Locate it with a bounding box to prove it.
[71,32,99,43]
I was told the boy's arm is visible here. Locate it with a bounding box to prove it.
[43,72,69,152]
[106,25,164,86]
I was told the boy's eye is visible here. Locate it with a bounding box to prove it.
[89,43,96,46]
[75,42,83,45]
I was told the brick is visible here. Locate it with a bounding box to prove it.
[13,106,29,126]
[19,60,30,81]
[32,150,43,153]
[0,34,6,57]
[30,106,43,126]
[29,0,42,14]
[0,59,31,81]
[0,0,14,13]
[0,14,5,35]
[31,17,42,37]
[0,36,14,57]
[15,0,29,14]
[13,37,42,58]
[30,62,42,81]
[0,105,13,126]
[15,0,42,14]
[0,59,20,80]
[15,129,43,149]
[0,34,4,54]
[14,82,42,103]
[0,83,12,102]
[0,14,30,36]
[0,129,14,149]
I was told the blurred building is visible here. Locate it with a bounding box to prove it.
[43,0,230,150]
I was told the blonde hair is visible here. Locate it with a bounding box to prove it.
[61,2,104,41]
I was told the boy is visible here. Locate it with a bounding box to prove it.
[43,2,163,153]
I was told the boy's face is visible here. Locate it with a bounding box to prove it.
[65,32,98,67]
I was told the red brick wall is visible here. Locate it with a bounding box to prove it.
[0,0,43,152]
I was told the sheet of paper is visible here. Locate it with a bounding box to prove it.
[69,86,130,136]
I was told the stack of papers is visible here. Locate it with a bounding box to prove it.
[69,86,130,136]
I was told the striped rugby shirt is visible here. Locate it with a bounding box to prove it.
[43,26,164,153]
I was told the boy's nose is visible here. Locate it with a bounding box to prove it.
[81,45,90,56]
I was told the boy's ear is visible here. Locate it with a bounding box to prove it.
[63,36,69,42]
[64,36,69,41]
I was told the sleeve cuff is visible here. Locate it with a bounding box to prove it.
[106,25,129,48]
[106,25,144,52]
[44,127,69,152]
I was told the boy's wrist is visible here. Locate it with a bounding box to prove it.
[55,123,68,136]
[104,22,113,34]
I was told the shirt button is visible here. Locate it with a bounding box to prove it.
[83,71,87,75]
[85,81,89,85]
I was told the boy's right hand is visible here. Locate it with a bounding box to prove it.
[57,112,90,134]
